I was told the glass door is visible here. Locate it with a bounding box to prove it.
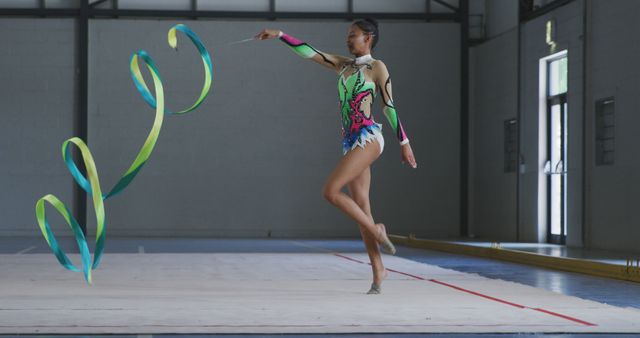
[543,55,568,244]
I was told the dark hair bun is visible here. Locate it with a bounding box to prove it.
[364,18,379,28]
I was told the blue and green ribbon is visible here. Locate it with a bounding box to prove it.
[35,24,213,284]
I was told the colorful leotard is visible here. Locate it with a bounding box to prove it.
[381,82,409,146]
[338,56,383,154]
[279,32,319,59]
[278,33,409,154]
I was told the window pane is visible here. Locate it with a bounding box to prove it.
[503,119,518,173]
[549,57,567,96]
[117,0,191,10]
[550,104,563,236]
[47,0,80,8]
[0,0,39,8]
[595,98,615,166]
[353,0,427,13]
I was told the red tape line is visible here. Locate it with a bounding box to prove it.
[333,253,597,327]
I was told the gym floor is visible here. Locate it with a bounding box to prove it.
[2,238,639,336]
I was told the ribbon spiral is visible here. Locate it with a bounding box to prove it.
[35,24,212,284]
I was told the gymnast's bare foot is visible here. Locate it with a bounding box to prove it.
[367,269,388,294]
[376,223,396,255]
[374,266,388,285]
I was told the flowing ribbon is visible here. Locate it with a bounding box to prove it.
[35,24,213,284]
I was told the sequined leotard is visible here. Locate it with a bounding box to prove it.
[337,55,384,154]
[278,33,409,155]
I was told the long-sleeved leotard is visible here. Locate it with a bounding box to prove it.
[337,59,382,154]
[278,32,409,154]
[378,67,409,146]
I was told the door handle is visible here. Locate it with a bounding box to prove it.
[555,160,568,175]
[544,160,568,175]
[543,160,551,175]
[554,160,562,173]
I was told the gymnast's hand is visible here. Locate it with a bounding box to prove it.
[401,143,417,169]
[255,29,282,40]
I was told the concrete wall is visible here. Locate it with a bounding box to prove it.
[470,0,640,254]
[469,28,518,241]
[9,1,640,251]
[518,0,584,245]
[485,0,518,39]
[0,19,77,237]
[466,0,518,41]
[470,0,588,246]
[83,20,461,238]
[0,19,461,239]
[586,0,640,252]
[466,0,520,244]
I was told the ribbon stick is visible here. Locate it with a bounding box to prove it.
[35,24,213,284]
[227,37,256,45]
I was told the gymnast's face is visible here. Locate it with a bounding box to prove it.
[347,25,372,56]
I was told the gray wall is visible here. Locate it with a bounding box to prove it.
[467,0,519,41]
[471,0,585,245]
[469,0,585,245]
[466,0,520,242]
[9,1,640,250]
[467,0,640,251]
[0,19,77,237]
[0,18,461,239]
[82,20,460,238]
[469,0,640,254]
[518,0,584,245]
[485,0,518,39]
[586,0,640,252]
[469,28,518,241]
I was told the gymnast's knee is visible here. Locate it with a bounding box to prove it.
[322,185,340,205]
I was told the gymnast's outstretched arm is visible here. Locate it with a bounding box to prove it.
[373,60,417,168]
[255,29,351,73]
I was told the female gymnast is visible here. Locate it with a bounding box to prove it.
[255,18,417,294]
